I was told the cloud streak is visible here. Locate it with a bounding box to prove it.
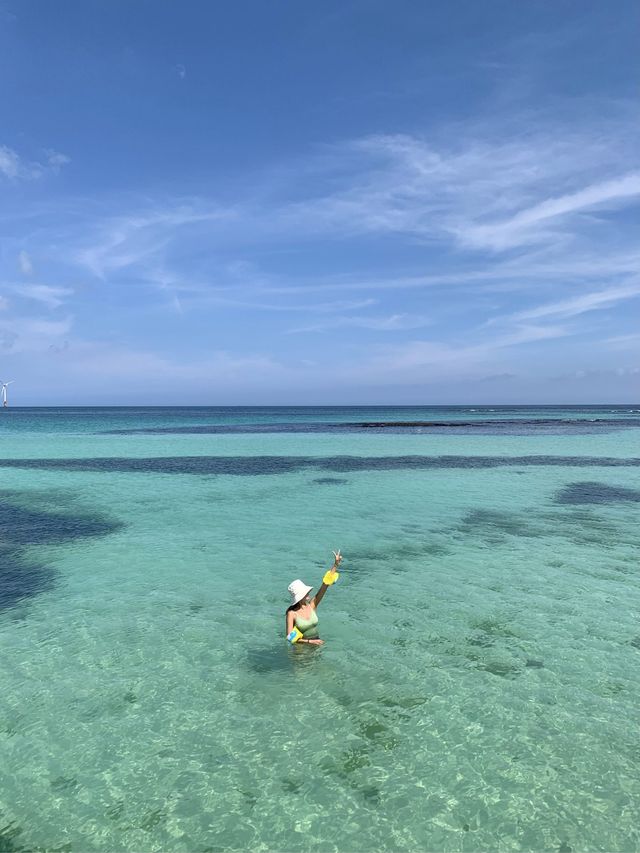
[288,313,433,334]
[1,103,638,401]
[467,172,640,250]
[506,281,640,323]
[18,251,33,276]
[0,315,73,354]
[0,144,71,181]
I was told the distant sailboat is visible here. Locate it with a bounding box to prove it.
[1,380,13,407]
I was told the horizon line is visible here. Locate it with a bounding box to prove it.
[1,402,638,409]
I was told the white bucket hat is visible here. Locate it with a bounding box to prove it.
[288,579,313,606]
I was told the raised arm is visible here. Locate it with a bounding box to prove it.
[313,550,342,608]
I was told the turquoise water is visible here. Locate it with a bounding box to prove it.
[1,406,639,853]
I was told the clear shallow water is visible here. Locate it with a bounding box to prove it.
[1,406,639,852]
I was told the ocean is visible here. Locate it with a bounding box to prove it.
[1,405,639,852]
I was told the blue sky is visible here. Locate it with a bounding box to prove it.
[1,0,638,404]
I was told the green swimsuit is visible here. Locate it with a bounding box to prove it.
[294,607,319,640]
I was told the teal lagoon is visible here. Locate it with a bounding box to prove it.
[1,407,639,852]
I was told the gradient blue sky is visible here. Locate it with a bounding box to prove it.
[1,0,638,404]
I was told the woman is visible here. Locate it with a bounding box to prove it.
[286,550,342,645]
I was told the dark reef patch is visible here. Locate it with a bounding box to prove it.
[422,542,451,557]
[49,775,80,794]
[547,508,619,548]
[103,416,640,437]
[103,422,337,435]
[470,616,519,639]
[0,819,23,853]
[0,546,55,615]
[0,454,638,477]
[312,477,349,486]
[342,535,452,580]
[0,497,119,545]
[447,502,627,551]
[457,509,539,541]
[467,633,495,648]
[355,417,640,434]
[478,659,522,679]
[555,481,640,505]
[0,491,122,612]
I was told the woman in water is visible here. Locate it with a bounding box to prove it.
[286,550,343,645]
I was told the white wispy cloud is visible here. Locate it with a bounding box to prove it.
[46,340,288,390]
[1,279,74,310]
[0,146,21,179]
[288,313,433,334]
[466,172,640,250]
[2,103,638,400]
[75,205,235,278]
[0,315,73,353]
[251,105,640,261]
[322,320,573,392]
[505,281,640,323]
[603,333,640,349]
[18,250,33,276]
[0,144,71,181]
[186,295,377,314]
[50,104,637,316]
[17,283,74,309]
[44,149,71,172]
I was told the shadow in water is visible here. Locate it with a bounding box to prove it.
[0,454,639,477]
[555,481,640,505]
[246,642,322,674]
[0,491,123,613]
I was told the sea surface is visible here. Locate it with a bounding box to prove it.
[1,405,639,853]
